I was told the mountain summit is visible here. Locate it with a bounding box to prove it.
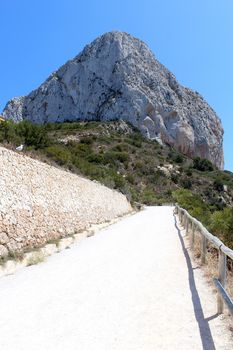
[3,31,224,168]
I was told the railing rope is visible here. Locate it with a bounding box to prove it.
[175,205,233,317]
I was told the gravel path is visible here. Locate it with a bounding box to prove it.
[0,206,232,349]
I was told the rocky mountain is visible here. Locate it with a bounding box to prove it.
[2,31,224,169]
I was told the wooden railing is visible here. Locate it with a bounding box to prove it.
[175,205,233,316]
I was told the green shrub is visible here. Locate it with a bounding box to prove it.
[0,120,20,143]
[172,189,211,225]
[67,141,92,157]
[193,157,214,171]
[134,161,143,170]
[213,179,224,192]
[45,145,71,165]
[209,208,233,249]
[140,165,157,176]
[126,174,135,184]
[171,174,179,184]
[80,136,94,144]
[0,120,50,149]
[185,168,193,176]
[147,172,163,185]
[113,175,126,189]
[112,143,129,152]
[168,151,184,164]
[18,121,50,149]
[87,153,104,163]
[141,188,158,205]
[180,178,192,189]
[126,134,142,148]
[174,154,184,164]
[103,151,129,165]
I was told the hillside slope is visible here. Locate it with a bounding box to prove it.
[0,120,232,251]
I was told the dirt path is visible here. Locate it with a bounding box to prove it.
[0,206,232,349]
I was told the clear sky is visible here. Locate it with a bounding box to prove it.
[0,0,232,170]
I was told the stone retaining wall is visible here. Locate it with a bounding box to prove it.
[0,147,132,258]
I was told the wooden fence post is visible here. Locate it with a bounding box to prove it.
[191,222,195,249]
[185,215,188,233]
[184,215,187,234]
[178,208,181,221]
[181,212,184,226]
[201,235,207,264]
[186,218,189,234]
[187,218,190,234]
[217,250,227,314]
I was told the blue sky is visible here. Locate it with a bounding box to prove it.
[0,0,232,170]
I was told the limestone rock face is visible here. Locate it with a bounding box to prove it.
[2,31,224,168]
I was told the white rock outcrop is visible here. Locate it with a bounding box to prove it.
[0,147,132,258]
[2,31,224,168]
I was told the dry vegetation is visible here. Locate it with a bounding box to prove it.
[0,119,233,248]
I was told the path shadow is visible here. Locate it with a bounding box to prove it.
[173,213,217,350]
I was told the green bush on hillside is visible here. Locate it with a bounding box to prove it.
[173,188,233,249]
[0,120,50,149]
[102,151,129,165]
[193,157,214,171]
[180,178,192,189]
[213,179,224,192]
[141,188,158,205]
[172,189,211,226]
[45,145,71,165]
[209,207,233,249]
